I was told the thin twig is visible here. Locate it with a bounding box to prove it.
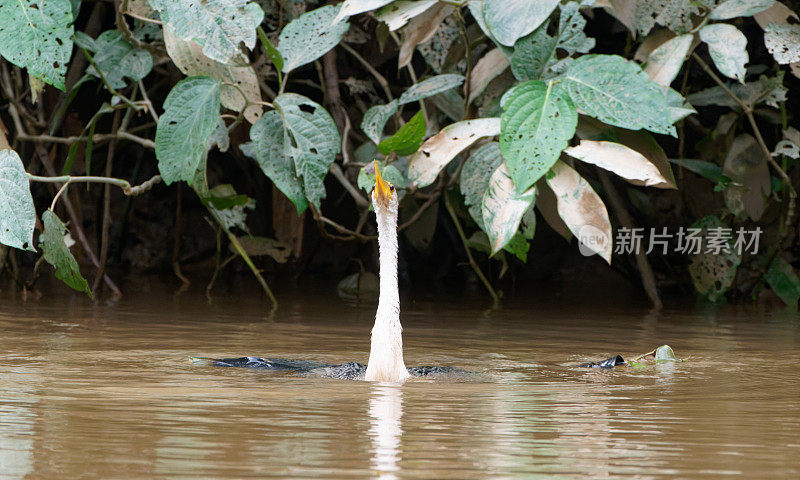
[340,43,394,102]
[92,109,121,295]
[443,191,500,305]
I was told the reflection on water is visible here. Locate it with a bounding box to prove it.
[0,289,798,478]
[369,385,403,479]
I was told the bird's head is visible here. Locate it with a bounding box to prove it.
[371,161,397,212]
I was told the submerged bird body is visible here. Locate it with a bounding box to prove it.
[199,163,450,381]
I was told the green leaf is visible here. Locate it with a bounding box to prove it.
[709,0,775,20]
[483,0,559,47]
[148,0,263,63]
[499,80,578,193]
[669,158,724,182]
[40,210,91,296]
[378,110,425,155]
[687,73,786,109]
[250,94,340,213]
[257,27,283,74]
[627,0,701,36]
[562,54,678,136]
[482,163,536,253]
[764,22,800,64]
[278,5,350,73]
[85,30,152,89]
[361,101,398,145]
[460,142,504,229]
[764,256,800,307]
[699,24,748,83]
[155,77,221,185]
[408,118,501,188]
[398,74,465,105]
[510,1,595,81]
[357,162,406,192]
[504,233,530,262]
[0,149,36,251]
[0,0,74,90]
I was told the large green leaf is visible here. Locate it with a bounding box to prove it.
[85,30,153,89]
[511,1,595,81]
[482,163,536,253]
[361,101,398,145]
[460,142,504,229]
[250,94,340,213]
[709,0,775,20]
[483,0,559,47]
[562,54,677,136]
[40,210,91,296]
[499,80,577,193]
[148,0,263,63]
[155,77,221,185]
[0,0,74,90]
[398,74,465,105]
[408,118,501,188]
[0,149,36,251]
[278,5,350,73]
[699,24,748,83]
[378,110,425,156]
[248,113,306,214]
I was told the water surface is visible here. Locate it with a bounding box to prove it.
[1,289,798,478]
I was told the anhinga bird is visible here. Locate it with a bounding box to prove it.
[195,162,452,382]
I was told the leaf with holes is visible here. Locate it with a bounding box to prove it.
[265,93,340,211]
[398,74,465,105]
[164,26,261,123]
[0,149,36,251]
[545,160,612,263]
[155,77,221,185]
[85,30,153,89]
[397,4,454,68]
[40,210,91,296]
[408,118,501,188]
[562,54,677,136]
[0,0,74,90]
[510,1,595,81]
[644,34,692,86]
[361,101,399,145]
[709,0,775,20]
[378,110,425,156]
[482,163,536,253]
[688,215,741,302]
[460,142,504,229]
[278,5,350,73]
[500,80,577,193]
[564,140,671,188]
[483,0,559,47]
[764,23,800,64]
[699,24,748,83]
[148,0,263,64]
[723,134,770,221]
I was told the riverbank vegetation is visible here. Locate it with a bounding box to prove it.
[1,0,798,309]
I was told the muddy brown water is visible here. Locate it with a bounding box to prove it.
[1,288,799,479]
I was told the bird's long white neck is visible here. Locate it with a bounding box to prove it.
[365,203,410,382]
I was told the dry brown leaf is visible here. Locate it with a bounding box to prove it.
[398,4,454,68]
[564,140,672,188]
[723,134,771,221]
[468,48,510,104]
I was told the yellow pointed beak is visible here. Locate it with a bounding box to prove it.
[373,161,391,203]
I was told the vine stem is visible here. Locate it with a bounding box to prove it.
[443,190,500,305]
[27,173,162,196]
[691,53,796,231]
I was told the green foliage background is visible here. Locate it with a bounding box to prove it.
[0,0,799,309]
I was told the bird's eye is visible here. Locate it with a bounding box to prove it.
[389,185,395,192]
